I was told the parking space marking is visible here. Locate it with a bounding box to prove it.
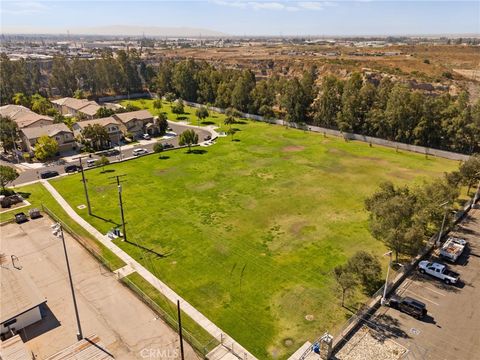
[404,289,440,306]
[423,286,446,296]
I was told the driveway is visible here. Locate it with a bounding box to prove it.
[0,217,200,359]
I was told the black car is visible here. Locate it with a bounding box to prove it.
[163,143,174,149]
[204,135,212,141]
[64,164,79,173]
[40,170,59,179]
[14,212,28,224]
[387,295,427,319]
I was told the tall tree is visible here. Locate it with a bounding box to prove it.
[365,182,421,261]
[313,75,343,128]
[178,129,198,152]
[172,59,198,101]
[0,165,19,192]
[35,136,59,161]
[0,116,19,153]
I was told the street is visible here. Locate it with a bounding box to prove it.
[6,121,213,186]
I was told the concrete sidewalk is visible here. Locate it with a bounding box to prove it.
[40,180,256,360]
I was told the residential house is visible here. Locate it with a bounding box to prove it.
[113,110,156,139]
[20,123,77,154]
[72,117,123,146]
[0,105,53,129]
[51,97,101,119]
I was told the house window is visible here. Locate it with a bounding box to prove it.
[55,136,60,141]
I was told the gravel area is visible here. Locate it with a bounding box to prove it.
[335,326,407,360]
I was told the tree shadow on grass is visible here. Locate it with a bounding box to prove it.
[158,155,170,160]
[232,139,241,142]
[187,149,208,155]
[176,116,188,121]
[233,120,247,125]
[17,191,31,199]
[100,169,115,174]
[201,121,216,125]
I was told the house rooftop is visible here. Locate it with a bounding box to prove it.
[51,98,99,112]
[21,123,72,140]
[0,255,46,325]
[79,103,101,117]
[74,117,120,129]
[0,105,53,128]
[45,335,114,360]
[114,110,152,123]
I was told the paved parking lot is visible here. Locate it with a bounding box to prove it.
[1,217,200,359]
[335,206,480,360]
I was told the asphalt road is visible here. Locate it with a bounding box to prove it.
[7,122,212,186]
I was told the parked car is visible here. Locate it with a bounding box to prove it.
[14,212,28,224]
[143,134,151,140]
[418,260,459,285]
[64,164,79,173]
[133,148,148,156]
[28,208,41,219]
[40,170,59,179]
[163,143,174,149]
[386,295,427,319]
[204,135,212,141]
[86,159,96,167]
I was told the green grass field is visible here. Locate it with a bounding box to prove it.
[49,100,458,358]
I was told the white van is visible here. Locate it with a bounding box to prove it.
[86,159,96,167]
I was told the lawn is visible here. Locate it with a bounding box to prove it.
[50,102,458,359]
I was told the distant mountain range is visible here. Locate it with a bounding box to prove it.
[2,25,227,37]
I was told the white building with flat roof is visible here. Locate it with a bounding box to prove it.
[1,255,47,336]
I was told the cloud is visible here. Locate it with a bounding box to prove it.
[211,0,335,11]
[1,1,49,15]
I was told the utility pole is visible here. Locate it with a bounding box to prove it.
[109,175,127,242]
[52,223,83,341]
[73,156,92,215]
[177,300,185,360]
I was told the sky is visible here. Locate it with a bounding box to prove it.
[0,0,479,36]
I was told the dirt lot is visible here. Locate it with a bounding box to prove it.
[0,217,200,359]
[334,206,480,360]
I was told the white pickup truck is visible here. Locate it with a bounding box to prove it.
[418,261,459,285]
[439,237,467,262]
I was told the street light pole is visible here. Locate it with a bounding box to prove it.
[381,251,392,306]
[436,201,449,247]
[52,223,83,340]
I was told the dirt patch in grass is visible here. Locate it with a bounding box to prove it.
[283,145,305,152]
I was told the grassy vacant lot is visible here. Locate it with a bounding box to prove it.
[50,103,457,358]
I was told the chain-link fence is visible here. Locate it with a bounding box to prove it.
[41,205,219,358]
